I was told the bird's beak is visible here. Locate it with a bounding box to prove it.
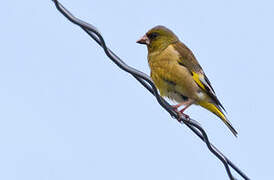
[136,35,150,45]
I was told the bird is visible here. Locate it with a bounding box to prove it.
[136,25,237,136]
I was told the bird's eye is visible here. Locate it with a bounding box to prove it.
[148,32,159,40]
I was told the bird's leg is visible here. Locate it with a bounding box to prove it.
[176,100,194,121]
[171,102,185,109]
[171,102,188,122]
[179,101,193,113]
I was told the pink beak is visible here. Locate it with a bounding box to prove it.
[136,35,150,45]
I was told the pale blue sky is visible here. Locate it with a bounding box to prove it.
[1,0,273,179]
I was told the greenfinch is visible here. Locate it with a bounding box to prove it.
[137,25,237,136]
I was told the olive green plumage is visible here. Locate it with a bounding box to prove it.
[137,25,237,136]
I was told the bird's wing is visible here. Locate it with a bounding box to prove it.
[172,42,226,112]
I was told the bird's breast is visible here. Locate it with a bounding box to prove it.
[148,45,203,102]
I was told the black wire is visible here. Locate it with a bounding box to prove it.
[52,1,250,179]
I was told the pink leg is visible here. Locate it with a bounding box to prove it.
[179,101,193,113]
[177,100,194,121]
[171,102,186,109]
[171,103,186,123]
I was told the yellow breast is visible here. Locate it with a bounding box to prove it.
[148,45,201,102]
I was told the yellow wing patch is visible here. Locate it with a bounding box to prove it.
[192,72,206,90]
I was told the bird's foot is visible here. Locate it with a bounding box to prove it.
[178,113,190,122]
[182,113,189,119]
[177,107,190,122]
[171,105,190,123]
[172,100,194,122]
[173,109,190,123]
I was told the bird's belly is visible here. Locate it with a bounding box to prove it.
[165,90,189,103]
[152,75,189,103]
[150,60,201,103]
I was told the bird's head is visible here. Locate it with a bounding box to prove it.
[137,25,178,53]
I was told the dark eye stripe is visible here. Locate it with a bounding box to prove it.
[148,32,158,39]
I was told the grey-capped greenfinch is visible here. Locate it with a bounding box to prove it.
[137,25,237,136]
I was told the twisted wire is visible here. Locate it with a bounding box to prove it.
[52,1,250,179]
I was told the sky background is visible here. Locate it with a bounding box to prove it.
[1,0,273,179]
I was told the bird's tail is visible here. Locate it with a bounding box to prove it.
[198,101,238,137]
